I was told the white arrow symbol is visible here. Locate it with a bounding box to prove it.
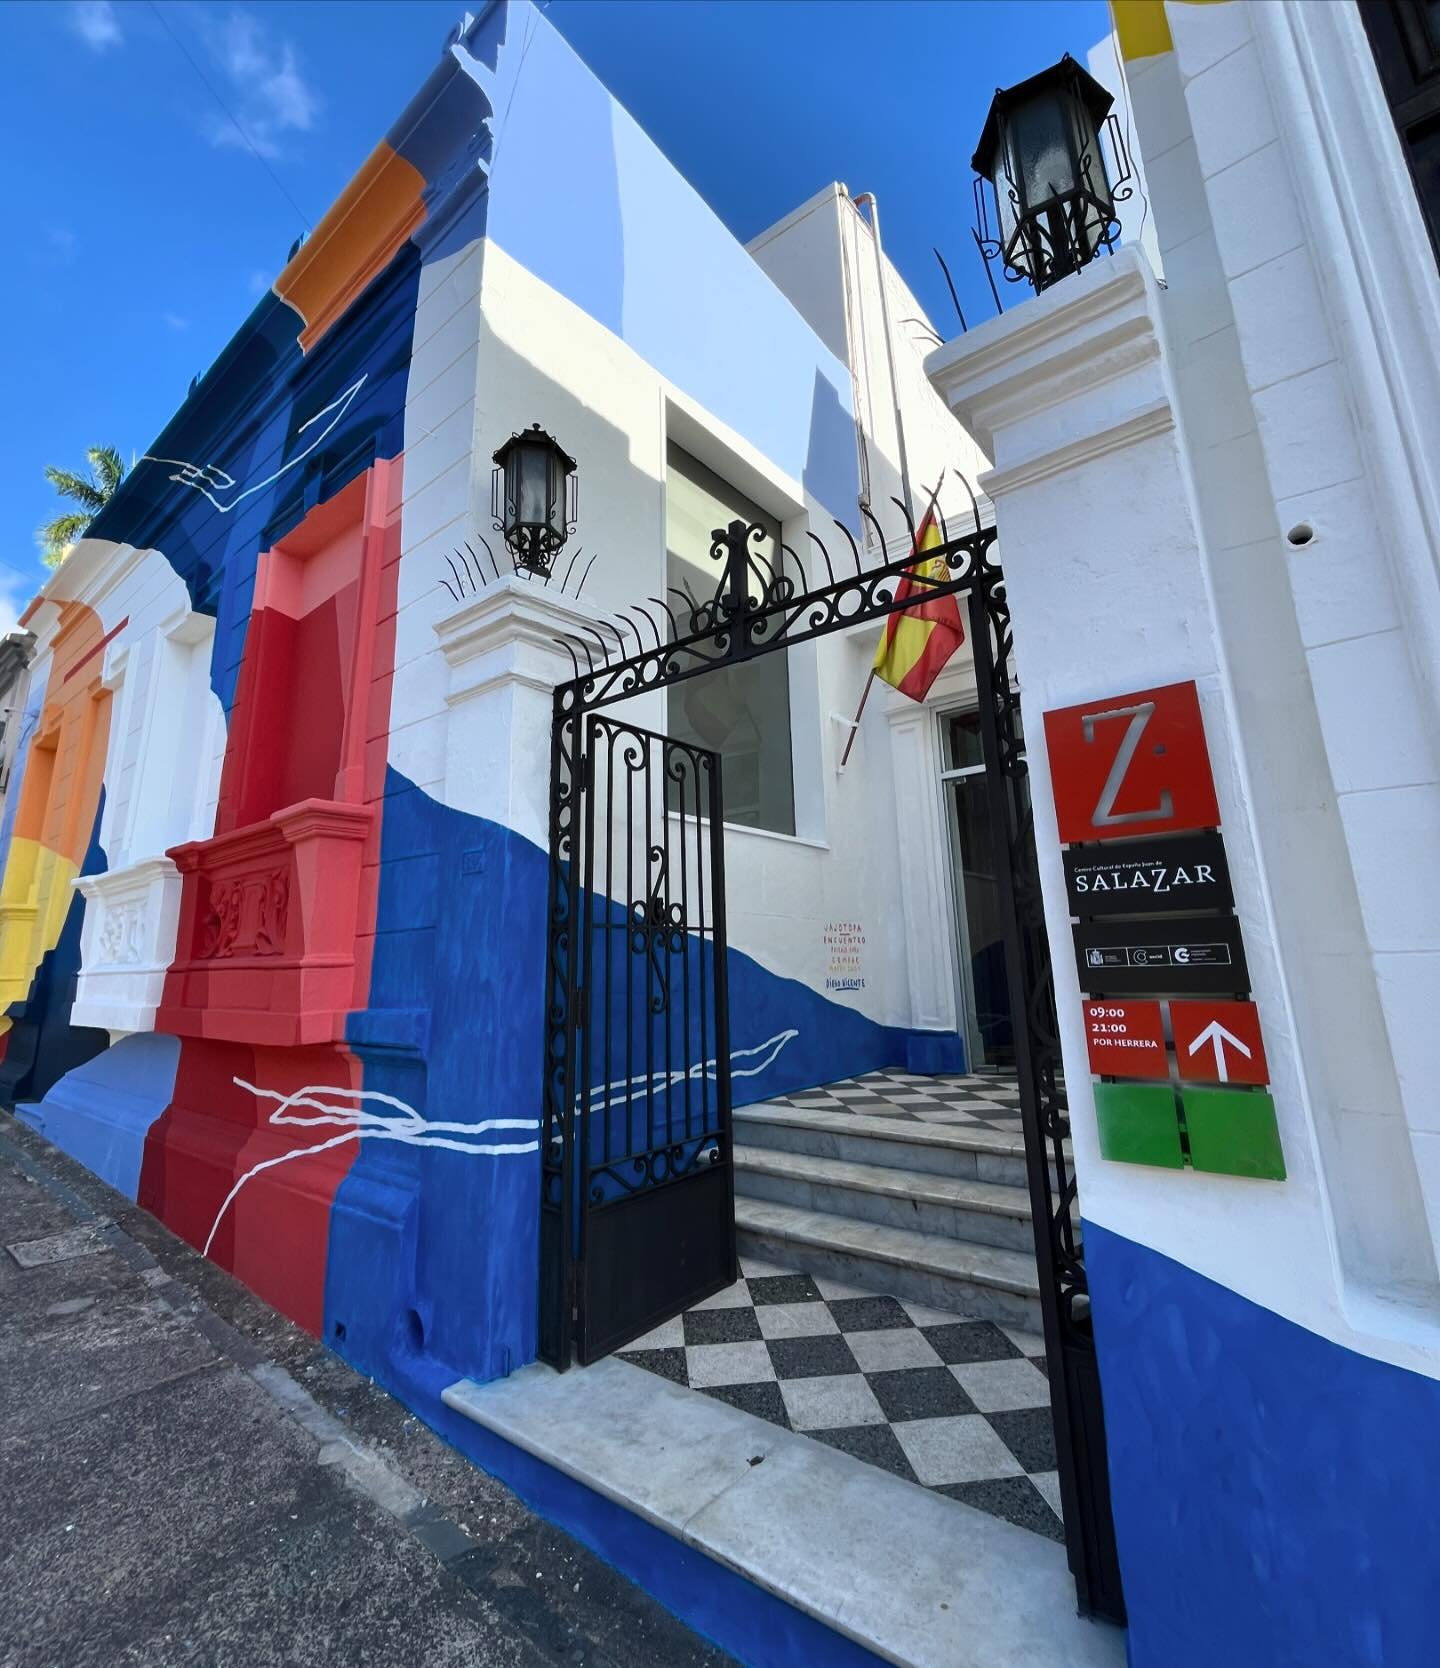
[1187,1020,1251,1083]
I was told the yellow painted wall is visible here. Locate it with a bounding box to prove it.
[0,601,111,1013]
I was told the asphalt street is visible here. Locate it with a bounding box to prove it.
[0,1115,736,1668]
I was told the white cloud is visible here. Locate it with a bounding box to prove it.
[246,269,272,297]
[163,312,190,331]
[33,225,78,268]
[0,570,33,640]
[201,10,319,161]
[69,0,121,51]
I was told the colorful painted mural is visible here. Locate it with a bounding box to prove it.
[6,0,961,1413]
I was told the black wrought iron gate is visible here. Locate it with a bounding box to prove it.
[539,506,1125,1623]
[541,710,735,1366]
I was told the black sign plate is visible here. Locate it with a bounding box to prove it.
[1073,914,1249,996]
[1064,831,1233,918]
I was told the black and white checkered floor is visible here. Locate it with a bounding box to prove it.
[764,1066,1034,1134]
[619,1254,1063,1542]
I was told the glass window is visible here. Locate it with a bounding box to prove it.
[665,444,794,835]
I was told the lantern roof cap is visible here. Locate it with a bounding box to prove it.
[492,422,576,474]
[971,53,1115,179]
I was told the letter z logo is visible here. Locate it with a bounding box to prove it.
[1080,701,1172,829]
[1043,680,1221,843]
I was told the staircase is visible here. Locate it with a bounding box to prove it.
[733,1100,1046,1333]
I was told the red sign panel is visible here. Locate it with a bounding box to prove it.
[1172,999,1269,1086]
[1043,681,1220,845]
[1083,999,1167,1079]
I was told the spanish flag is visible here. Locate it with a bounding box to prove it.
[871,503,964,701]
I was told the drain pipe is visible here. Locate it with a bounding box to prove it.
[852,191,914,527]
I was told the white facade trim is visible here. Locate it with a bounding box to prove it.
[71,855,183,1036]
[1249,0,1440,766]
[980,400,1174,500]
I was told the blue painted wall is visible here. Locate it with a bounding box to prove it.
[329,770,962,1401]
[1086,1220,1440,1668]
[17,1033,181,1200]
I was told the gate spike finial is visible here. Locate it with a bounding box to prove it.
[552,636,582,681]
[597,618,630,658]
[470,533,502,583]
[889,494,919,551]
[631,603,664,651]
[954,465,983,533]
[805,530,837,589]
[857,502,890,566]
[833,517,866,577]
[558,545,584,595]
[652,593,683,641]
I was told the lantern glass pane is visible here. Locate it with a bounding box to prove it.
[1071,106,1110,259]
[1007,92,1078,210]
[546,453,567,536]
[517,446,548,525]
[993,167,1019,249]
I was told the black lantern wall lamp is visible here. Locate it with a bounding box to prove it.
[491,423,577,577]
[972,54,1133,297]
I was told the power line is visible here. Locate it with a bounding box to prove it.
[146,1,313,234]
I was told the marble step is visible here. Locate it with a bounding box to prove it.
[736,1197,1043,1333]
[734,1146,1036,1254]
[734,1100,1038,1187]
[444,1359,1123,1668]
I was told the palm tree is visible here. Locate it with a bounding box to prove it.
[37,446,128,568]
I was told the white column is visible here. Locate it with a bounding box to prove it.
[433,576,612,848]
[927,243,1440,1359]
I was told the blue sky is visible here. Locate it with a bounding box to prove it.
[1,0,1107,621]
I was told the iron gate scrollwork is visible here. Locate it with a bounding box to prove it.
[539,500,1124,1622]
[541,708,734,1367]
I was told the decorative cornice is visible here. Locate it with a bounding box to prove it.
[273,799,374,846]
[275,143,427,355]
[434,576,609,672]
[980,399,1175,499]
[169,798,370,871]
[73,855,179,897]
[926,246,1166,460]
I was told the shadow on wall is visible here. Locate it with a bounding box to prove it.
[805,367,862,531]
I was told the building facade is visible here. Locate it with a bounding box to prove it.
[928,2,1440,1664]
[6,1,1440,1664]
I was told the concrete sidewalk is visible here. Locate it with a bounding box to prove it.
[0,1116,735,1668]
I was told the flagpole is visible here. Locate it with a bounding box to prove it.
[838,670,876,771]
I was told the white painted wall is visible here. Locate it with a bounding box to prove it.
[748,184,992,531]
[386,7,1009,1057]
[392,233,958,1036]
[42,541,226,1036]
[928,0,1440,1379]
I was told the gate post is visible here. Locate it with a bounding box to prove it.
[929,240,1440,1661]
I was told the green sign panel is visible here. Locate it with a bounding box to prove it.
[1093,1081,1285,1179]
[1183,1086,1285,1180]
[1094,1083,1185,1169]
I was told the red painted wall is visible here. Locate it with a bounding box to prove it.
[140,458,403,1334]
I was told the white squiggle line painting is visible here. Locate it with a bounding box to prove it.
[584,1028,798,1112]
[203,1077,540,1256]
[144,375,368,513]
[204,1029,799,1257]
